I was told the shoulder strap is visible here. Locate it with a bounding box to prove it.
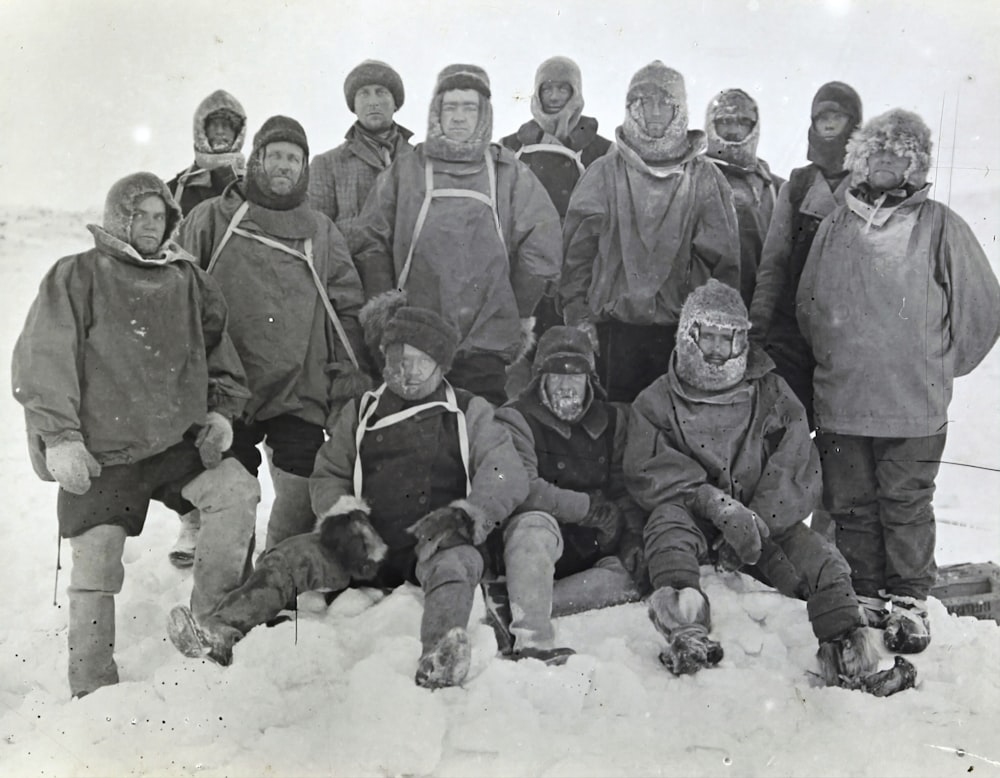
[205,200,250,275]
[516,143,586,176]
[787,166,815,214]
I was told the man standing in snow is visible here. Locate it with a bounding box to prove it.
[625,280,887,689]
[12,172,259,698]
[178,115,371,551]
[560,61,741,403]
[798,109,1000,655]
[167,306,528,690]
[308,60,413,247]
[167,89,247,216]
[353,63,563,406]
[703,88,785,307]
[490,326,646,663]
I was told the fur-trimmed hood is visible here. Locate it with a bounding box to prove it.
[845,108,933,188]
[620,61,691,164]
[192,89,247,171]
[90,172,185,264]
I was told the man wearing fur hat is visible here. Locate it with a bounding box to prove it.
[749,81,862,425]
[353,63,563,406]
[167,89,247,216]
[12,172,259,698]
[308,60,413,245]
[624,280,907,692]
[704,88,785,307]
[798,109,1000,655]
[490,326,646,663]
[560,61,740,403]
[179,116,370,551]
[167,306,528,690]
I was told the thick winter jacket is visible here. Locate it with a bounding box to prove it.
[168,166,239,216]
[12,226,249,478]
[495,390,642,528]
[796,185,1000,438]
[310,383,529,551]
[307,122,414,247]
[560,130,741,328]
[500,116,611,218]
[749,165,849,345]
[178,183,366,428]
[709,158,784,307]
[625,347,820,536]
[352,144,563,363]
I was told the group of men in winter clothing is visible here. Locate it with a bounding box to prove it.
[13,54,999,699]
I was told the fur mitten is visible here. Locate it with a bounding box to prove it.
[580,490,624,552]
[195,411,233,469]
[690,484,769,566]
[46,439,101,495]
[408,505,472,562]
[316,498,387,579]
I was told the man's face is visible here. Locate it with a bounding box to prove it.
[262,142,305,195]
[715,116,755,142]
[814,110,850,139]
[867,150,909,192]
[383,342,443,401]
[632,90,675,139]
[440,89,481,142]
[205,116,237,151]
[691,322,747,367]
[539,81,573,114]
[129,194,167,256]
[354,84,397,132]
[543,372,588,422]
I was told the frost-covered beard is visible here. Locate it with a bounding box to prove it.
[674,335,748,392]
[383,361,444,402]
[621,97,689,164]
[539,374,591,422]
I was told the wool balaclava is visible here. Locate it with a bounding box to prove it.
[532,325,598,422]
[705,89,760,170]
[807,81,862,175]
[845,108,933,189]
[192,89,247,173]
[674,280,751,392]
[99,172,182,253]
[621,61,690,164]
[425,64,494,162]
[531,56,585,142]
[245,115,310,210]
[343,59,405,111]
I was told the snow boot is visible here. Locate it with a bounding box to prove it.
[817,626,880,687]
[481,580,515,656]
[505,646,576,666]
[861,656,918,697]
[168,510,201,568]
[647,587,722,676]
[884,597,931,654]
[167,605,241,667]
[856,595,890,630]
[415,626,471,690]
[658,624,724,675]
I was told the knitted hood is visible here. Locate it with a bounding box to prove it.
[845,108,933,188]
[620,61,691,164]
[192,89,247,172]
[806,81,862,174]
[425,64,494,162]
[675,279,751,392]
[245,115,310,210]
[705,88,760,170]
[530,56,585,142]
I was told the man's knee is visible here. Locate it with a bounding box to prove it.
[182,458,261,510]
[68,525,127,594]
[417,544,484,589]
[503,511,563,561]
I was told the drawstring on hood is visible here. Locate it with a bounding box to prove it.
[192,90,247,173]
[424,64,494,163]
[807,81,862,175]
[530,56,585,143]
[705,89,760,170]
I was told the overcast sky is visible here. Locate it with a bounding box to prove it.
[1,0,997,212]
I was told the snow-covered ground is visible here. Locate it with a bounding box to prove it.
[0,198,997,776]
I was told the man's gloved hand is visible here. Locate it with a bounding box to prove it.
[690,484,770,566]
[408,506,473,562]
[712,537,744,573]
[318,509,387,580]
[195,411,233,469]
[617,530,646,579]
[45,439,101,495]
[579,490,624,553]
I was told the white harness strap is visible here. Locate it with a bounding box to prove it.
[352,381,471,499]
[397,152,505,291]
[515,143,586,176]
[205,202,359,367]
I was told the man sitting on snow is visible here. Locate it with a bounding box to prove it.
[167,305,528,689]
[625,279,914,694]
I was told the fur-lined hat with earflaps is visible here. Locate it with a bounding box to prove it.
[845,108,933,188]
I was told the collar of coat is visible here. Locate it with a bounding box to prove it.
[707,155,775,185]
[345,122,414,161]
[845,183,931,229]
[87,224,196,268]
[514,115,601,152]
[614,126,707,178]
[665,344,775,405]
[513,387,609,441]
[371,383,455,419]
[218,182,317,239]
